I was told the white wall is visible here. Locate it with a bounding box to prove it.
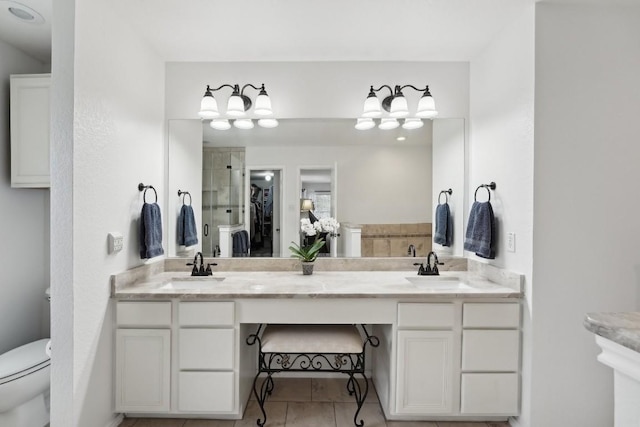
[51,0,166,425]
[165,61,469,120]
[0,40,49,355]
[531,3,640,427]
[246,144,431,255]
[469,4,535,426]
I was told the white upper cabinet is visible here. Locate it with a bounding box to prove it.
[10,74,51,188]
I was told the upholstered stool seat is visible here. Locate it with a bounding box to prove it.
[261,324,364,354]
[247,324,379,427]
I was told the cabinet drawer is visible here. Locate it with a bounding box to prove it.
[397,303,455,329]
[463,303,520,328]
[117,302,172,327]
[179,328,234,370]
[179,302,234,326]
[178,371,234,412]
[462,330,519,372]
[461,373,519,414]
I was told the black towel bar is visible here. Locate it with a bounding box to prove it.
[474,182,496,202]
[438,188,452,204]
[178,190,192,206]
[138,183,158,203]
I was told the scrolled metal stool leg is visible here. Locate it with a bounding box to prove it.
[252,372,275,426]
[345,372,369,427]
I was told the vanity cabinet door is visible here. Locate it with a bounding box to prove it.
[396,330,454,414]
[115,329,171,412]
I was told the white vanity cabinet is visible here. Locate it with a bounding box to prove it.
[394,301,521,418]
[460,302,520,415]
[115,302,172,412]
[177,301,235,413]
[10,74,51,188]
[396,303,457,414]
[115,300,243,416]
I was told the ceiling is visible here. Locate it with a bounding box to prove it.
[0,0,535,64]
[0,0,51,62]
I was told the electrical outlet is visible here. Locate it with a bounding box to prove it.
[507,232,516,253]
[108,232,123,254]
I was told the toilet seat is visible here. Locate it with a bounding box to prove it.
[0,339,50,386]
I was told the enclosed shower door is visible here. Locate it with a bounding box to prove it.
[201,148,245,257]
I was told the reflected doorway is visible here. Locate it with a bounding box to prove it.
[300,167,335,256]
[248,169,281,257]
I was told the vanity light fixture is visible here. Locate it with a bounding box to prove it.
[355,118,375,130]
[209,119,231,131]
[233,118,254,130]
[356,84,437,130]
[199,82,278,129]
[378,118,399,130]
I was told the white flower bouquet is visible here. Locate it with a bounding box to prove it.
[289,217,340,262]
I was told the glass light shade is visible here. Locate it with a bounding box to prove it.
[355,118,375,130]
[233,118,254,130]
[389,95,409,118]
[258,118,279,128]
[209,119,231,130]
[362,96,382,118]
[378,118,399,130]
[226,95,246,117]
[198,95,219,119]
[253,93,273,116]
[402,118,424,130]
[416,95,438,118]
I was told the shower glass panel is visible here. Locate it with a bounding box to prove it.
[201,147,245,257]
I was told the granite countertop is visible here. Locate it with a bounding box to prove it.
[112,269,522,300]
[584,312,640,353]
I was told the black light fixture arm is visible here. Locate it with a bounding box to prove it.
[240,83,267,96]
[205,83,237,94]
[397,84,429,93]
[369,84,394,97]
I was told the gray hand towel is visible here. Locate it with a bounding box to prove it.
[464,201,495,259]
[177,204,198,247]
[232,230,250,257]
[434,203,453,246]
[139,202,164,259]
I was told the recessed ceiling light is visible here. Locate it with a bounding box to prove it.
[397,136,406,141]
[2,1,45,24]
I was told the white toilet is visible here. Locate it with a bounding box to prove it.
[0,289,51,427]
[0,338,50,426]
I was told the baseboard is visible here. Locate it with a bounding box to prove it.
[105,414,123,427]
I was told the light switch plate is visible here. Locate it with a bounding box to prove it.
[507,232,516,252]
[108,232,123,254]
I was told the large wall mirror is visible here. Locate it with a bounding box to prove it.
[167,118,465,258]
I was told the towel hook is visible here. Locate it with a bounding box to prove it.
[474,182,496,202]
[178,190,192,206]
[138,183,158,203]
[438,188,452,205]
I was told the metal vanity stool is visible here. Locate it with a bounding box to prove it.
[246,324,379,426]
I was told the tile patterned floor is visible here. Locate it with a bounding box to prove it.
[118,378,510,427]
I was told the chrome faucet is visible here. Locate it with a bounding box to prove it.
[187,252,217,276]
[407,244,416,257]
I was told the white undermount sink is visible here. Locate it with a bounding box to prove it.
[404,275,472,290]
[160,276,225,289]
